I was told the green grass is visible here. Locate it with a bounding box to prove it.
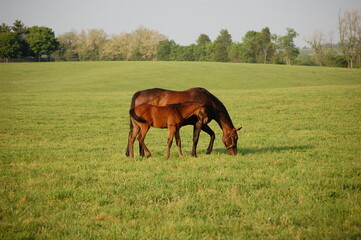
[0,61,360,239]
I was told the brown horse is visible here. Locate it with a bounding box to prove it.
[128,102,209,159]
[126,88,241,156]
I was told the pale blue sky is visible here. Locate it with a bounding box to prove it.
[1,0,360,47]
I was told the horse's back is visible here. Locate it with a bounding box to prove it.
[133,87,211,107]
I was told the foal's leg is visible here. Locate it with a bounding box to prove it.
[202,124,216,154]
[166,126,176,159]
[191,121,203,157]
[175,128,183,157]
[137,126,151,158]
[128,124,140,158]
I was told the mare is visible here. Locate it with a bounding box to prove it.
[128,102,209,159]
[126,88,241,156]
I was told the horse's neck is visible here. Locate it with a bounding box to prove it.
[216,111,235,135]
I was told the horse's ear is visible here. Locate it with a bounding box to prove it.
[235,127,242,131]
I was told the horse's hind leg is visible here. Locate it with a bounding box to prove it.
[139,143,145,157]
[175,128,183,157]
[191,121,202,157]
[125,119,133,156]
[202,124,215,154]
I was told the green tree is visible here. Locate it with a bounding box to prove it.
[0,23,11,33]
[276,28,299,65]
[196,34,211,45]
[170,45,195,61]
[228,43,242,62]
[240,31,260,63]
[11,20,28,37]
[194,34,213,61]
[214,29,232,62]
[11,20,30,57]
[259,27,275,63]
[25,26,59,60]
[194,42,214,61]
[180,45,196,61]
[157,39,176,61]
[0,32,21,61]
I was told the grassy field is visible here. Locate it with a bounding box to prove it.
[0,61,360,239]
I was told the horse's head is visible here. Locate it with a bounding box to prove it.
[222,127,242,155]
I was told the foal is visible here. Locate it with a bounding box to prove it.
[128,102,209,159]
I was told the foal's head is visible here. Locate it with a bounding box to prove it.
[197,105,210,124]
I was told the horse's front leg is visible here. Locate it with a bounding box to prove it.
[201,124,215,154]
[175,128,183,157]
[191,121,202,157]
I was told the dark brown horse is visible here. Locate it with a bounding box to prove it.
[125,87,241,156]
[128,102,209,159]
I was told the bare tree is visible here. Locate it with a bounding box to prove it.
[305,30,324,66]
[338,9,361,68]
[100,33,132,61]
[130,26,167,60]
[77,29,107,61]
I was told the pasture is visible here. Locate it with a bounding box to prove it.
[0,61,360,239]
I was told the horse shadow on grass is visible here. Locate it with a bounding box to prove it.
[213,145,313,155]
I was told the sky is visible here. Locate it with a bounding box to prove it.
[1,0,360,48]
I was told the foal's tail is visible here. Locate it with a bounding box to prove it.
[129,91,142,130]
[129,109,147,123]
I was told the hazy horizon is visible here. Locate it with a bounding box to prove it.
[1,0,360,48]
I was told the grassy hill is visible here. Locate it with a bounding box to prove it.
[0,62,360,239]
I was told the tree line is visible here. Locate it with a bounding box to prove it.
[55,26,300,64]
[0,20,58,62]
[0,22,300,65]
[157,28,300,65]
[54,27,167,61]
[1,9,360,67]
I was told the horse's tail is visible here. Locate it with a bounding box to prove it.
[129,108,147,123]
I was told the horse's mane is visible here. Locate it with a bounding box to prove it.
[198,88,234,128]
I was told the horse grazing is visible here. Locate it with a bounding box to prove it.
[126,88,241,157]
[128,102,209,159]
